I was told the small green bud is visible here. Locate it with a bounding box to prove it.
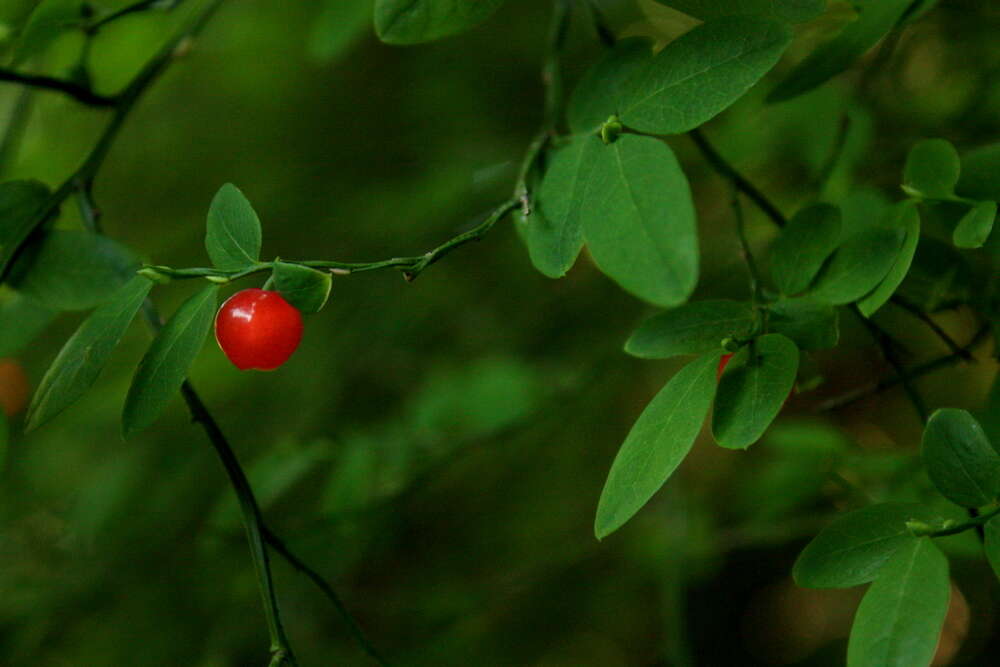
[206,275,231,284]
[600,116,623,145]
[137,267,171,284]
[721,337,741,353]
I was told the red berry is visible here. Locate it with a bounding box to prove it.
[214,289,303,371]
[717,353,733,381]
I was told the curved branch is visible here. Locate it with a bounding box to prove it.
[0,68,118,106]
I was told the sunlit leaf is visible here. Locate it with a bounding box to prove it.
[205,184,262,272]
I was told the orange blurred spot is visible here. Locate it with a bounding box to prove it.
[0,358,30,416]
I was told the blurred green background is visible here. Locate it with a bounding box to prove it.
[1,0,999,664]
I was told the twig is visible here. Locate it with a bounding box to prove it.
[890,295,973,360]
[0,68,118,106]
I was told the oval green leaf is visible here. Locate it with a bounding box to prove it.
[374,0,505,45]
[793,502,936,589]
[808,227,906,305]
[272,262,331,314]
[846,539,950,667]
[957,143,1000,201]
[26,276,153,432]
[766,298,839,351]
[581,134,698,307]
[770,203,842,296]
[857,201,921,317]
[654,0,825,23]
[12,0,84,65]
[953,200,995,249]
[527,139,593,278]
[122,286,218,438]
[205,184,262,271]
[921,408,1000,508]
[624,300,754,359]
[619,16,791,135]
[0,179,53,280]
[712,333,799,450]
[903,138,961,200]
[595,351,719,539]
[568,38,652,134]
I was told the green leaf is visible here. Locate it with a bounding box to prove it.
[26,277,153,432]
[770,203,842,296]
[857,201,921,317]
[808,227,906,305]
[921,408,1000,508]
[580,134,698,307]
[624,300,754,359]
[619,16,791,134]
[766,298,839,350]
[768,0,914,103]
[12,0,83,65]
[903,138,961,200]
[0,293,55,356]
[653,0,825,23]
[846,539,950,667]
[271,262,331,314]
[8,230,138,311]
[793,502,935,588]
[568,38,652,134]
[953,200,995,249]
[986,515,1000,582]
[308,0,372,61]
[205,184,262,271]
[595,352,719,539]
[712,333,798,450]
[0,179,52,279]
[122,286,218,438]
[374,0,505,45]
[957,143,1000,201]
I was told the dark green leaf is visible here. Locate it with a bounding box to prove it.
[903,138,961,200]
[0,409,7,463]
[921,408,1000,508]
[957,143,1000,201]
[595,352,719,539]
[857,201,921,317]
[846,539,950,667]
[766,298,839,350]
[308,0,372,61]
[619,16,791,134]
[0,293,55,356]
[271,262,331,314]
[580,134,698,307]
[205,184,262,271]
[26,277,153,432]
[808,227,906,305]
[896,238,971,312]
[953,200,995,249]
[793,502,936,588]
[0,180,52,279]
[770,203,841,296]
[8,230,138,311]
[122,286,218,438]
[624,300,754,359]
[986,515,1000,582]
[374,0,505,45]
[528,138,592,278]
[568,38,652,134]
[768,0,913,103]
[12,0,83,65]
[712,333,799,450]
[653,0,825,23]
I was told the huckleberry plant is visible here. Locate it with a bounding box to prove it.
[1,0,999,665]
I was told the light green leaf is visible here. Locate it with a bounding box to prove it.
[846,539,950,667]
[808,227,906,305]
[8,230,138,311]
[528,138,593,278]
[625,300,754,359]
[793,502,936,589]
[653,0,825,23]
[568,38,652,134]
[12,0,83,65]
[0,293,55,356]
[374,0,505,45]
[921,408,1000,508]
[770,203,842,296]
[0,180,52,280]
[122,286,218,438]
[953,200,995,249]
[986,515,1000,582]
[205,184,262,271]
[857,201,921,317]
[271,262,331,314]
[26,277,153,432]
[309,0,372,61]
[595,351,719,539]
[766,298,839,350]
[581,134,698,307]
[903,138,961,200]
[768,0,913,103]
[712,333,798,450]
[619,16,791,134]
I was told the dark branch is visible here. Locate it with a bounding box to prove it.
[0,68,117,106]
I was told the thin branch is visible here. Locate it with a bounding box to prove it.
[582,0,616,47]
[87,0,185,33]
[852,306,929,421]
[730,190,763,309]
[0,68,117,106]
[890,295,973,360]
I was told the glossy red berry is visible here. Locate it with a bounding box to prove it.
[717,353,733,381]
[214,288,303,371]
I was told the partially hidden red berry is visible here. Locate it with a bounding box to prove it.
[214,288,303,371]
[717,353,733,382]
